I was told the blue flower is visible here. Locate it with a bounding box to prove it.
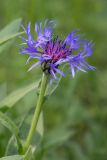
[20,20,95,78]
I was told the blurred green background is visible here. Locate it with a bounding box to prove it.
[0,0,107,160]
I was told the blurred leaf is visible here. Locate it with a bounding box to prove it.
[0,84,7,101]
[36,112,44,137]
[5,137,18,156]
[0,41,13,55]
[0,32,23,45]
[0,112,22,151]
[19,110,43,152]
[43,127,73,150]
[44,154,66,160]
[70,142,90,160]
[5,112,44,156]
[0,80,40,109]
[35,126,74,159]
[0,112,18,136]
[0,18,22,44]
[98,70,107,99]
[0,155,23,160]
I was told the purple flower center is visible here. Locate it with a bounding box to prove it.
[41,38,72,74]
[45,39,70,62]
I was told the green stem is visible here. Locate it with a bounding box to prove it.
[23,73,48,153]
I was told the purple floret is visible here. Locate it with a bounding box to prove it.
[20,20,95,78]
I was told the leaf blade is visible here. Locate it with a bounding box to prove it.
[0,80,40,109]
[0,18,22,44]
[0,111,22,151]
[0,112,18,135]
[0,155,23,160]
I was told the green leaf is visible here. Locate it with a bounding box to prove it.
[0,155,23,160]
[0,112,22,150]
[19,109,43,139]
[0,112,18,135]
[19,110,43,148]
[36,112,44,136]
[0,80,40,109]
[0,18,22,44]
[35,126,74,159]
[0,41,13,54]
[0,32,23,44]
[5,136,18,156]
[5,105,44,156]
[43,127,73,150]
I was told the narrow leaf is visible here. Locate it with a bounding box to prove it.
[43,128,73,150]
[5,136,18,156]
[0,112,18,135]
[0,32,24,44]
[0,80,40,109]
[0,18,22,44]
[0,112,22,150]
[0,41,13,54]
[18,109,44,151]
[0,155,23,160]
[36,112,44,136]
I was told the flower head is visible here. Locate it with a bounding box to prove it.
[20,20,95,78]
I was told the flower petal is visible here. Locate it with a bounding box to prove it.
[28,61,42,71]
[54,68,65,77]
